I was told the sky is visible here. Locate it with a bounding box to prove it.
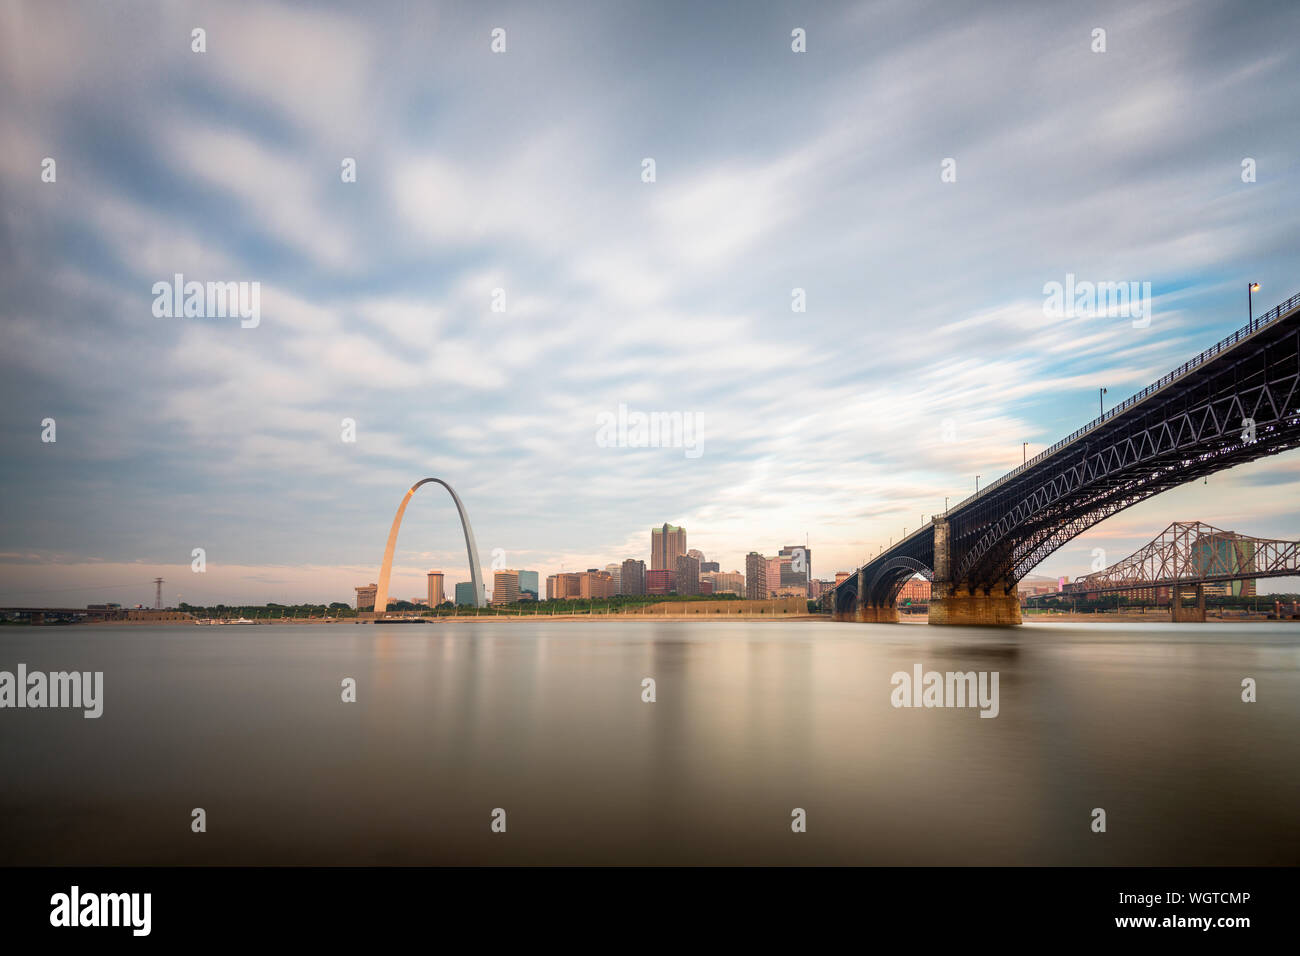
[2,0,1299,607]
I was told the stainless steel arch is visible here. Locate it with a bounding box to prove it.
[372,478,484,615]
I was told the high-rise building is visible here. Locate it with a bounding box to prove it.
[700,560,720,573]
[455,581,484,606]
[604,563,623,595]
[517,570,539,600]
[493,570,520,605]
[355,582,378,610]
[766,556,784,597]
[651,523,687,571]
[835,572,851,587]
[778,545,812,595]
[745,553,767,600]
[621,559,647,596]
[427,571,445,607]
[646,569,674,595]
[675,554,700,595]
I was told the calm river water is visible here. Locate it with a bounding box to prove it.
[2,620,1298,865]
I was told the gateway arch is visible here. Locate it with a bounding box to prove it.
[372,478,485,615]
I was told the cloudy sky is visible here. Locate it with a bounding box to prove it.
[2,0,1299,606]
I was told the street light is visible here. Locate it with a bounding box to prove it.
[944,496,949,512]
[1023,442,1028,465]
[975,475,981,492]
[1099,387,1107,417]
[1249,282,1260,330]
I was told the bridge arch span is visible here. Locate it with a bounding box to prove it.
[868,557,933,606]
[372,478,484,615]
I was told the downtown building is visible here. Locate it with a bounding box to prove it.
[651,523,687,571]
[426,571,445,607]
[778,545,812,596]
[646,569,674,595]
[355,582,378,611]
[517,570,539,600]
[621,559,647,596]
[701,570,744,596]
[455,581,485,606]
[745,552,767,600]
[492,570,521,605]
[675,554,701,596]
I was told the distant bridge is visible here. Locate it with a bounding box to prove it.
[825,290,1300,625]
[1030,521,1300,621]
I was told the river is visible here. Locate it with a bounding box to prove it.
[2,620,1297,865]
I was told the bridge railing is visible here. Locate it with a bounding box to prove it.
[942,290,1300,516]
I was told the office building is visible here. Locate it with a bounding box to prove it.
[355,582,377,611]
[646,569,674,595]
[745,553,767,600]
[621,559,647,596]
[701,570,744,595]
[604,563,623,595]
[675,553,700,595]
[426,571,445,607]
[778,545,812,595]
[547,573,582,600]
[493,570,520,605]
[517,570,539,600]
[651,523,687,571]
[455,581,484,606]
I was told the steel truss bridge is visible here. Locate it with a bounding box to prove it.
[825,289,1300,625]
[1050,521,1300,596]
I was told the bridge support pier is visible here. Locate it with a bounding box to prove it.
[929,583,1022,626]
[853,603,899,623]
[1170,583,1206,623]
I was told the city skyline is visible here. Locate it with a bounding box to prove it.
[4,1,1300,608]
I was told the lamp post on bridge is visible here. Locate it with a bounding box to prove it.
[975,475,981,493]
[1099,387,1107,417]
[1249,281,1260,331]
[1023,442,1028,465]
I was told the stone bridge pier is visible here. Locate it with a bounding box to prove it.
[928,519,1022,626]
[1170,583,1207,623]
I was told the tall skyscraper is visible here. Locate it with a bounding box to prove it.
[700,560,720,573]
[651,523,687,571]
[426,571,445,607]
[675,554,700,595]
[517,570,539,600]
[745,553,767,600]
[621,559,647,596]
